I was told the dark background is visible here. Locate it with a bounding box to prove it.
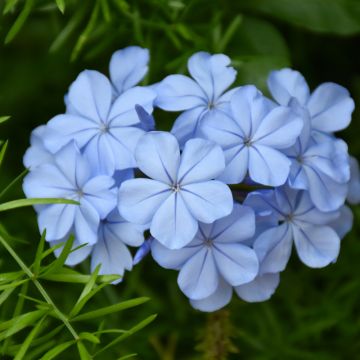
[0,0,360,358]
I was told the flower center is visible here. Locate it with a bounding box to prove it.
[204,238,213,247]
[244,137,252,147]
[99,122,109,133]
[76,188,84,198]
[296,155,304,164]
[171,184,181,192]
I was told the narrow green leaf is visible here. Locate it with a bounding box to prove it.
[5,0,35,44]
[95,314,157,356]
[217,14,243,52]
[0,278,28,291]
[39,340,75,360]
[14,316,46,360]
[3,0,19,14]
[0,116,10,124]
[34,230,47,275]
[0,198,79,212]
[0,271,23,283]
[72,297,150,322]
[55,0,65,13]
[0,309,47,339]
[77,342,92,360]
[0,168,28,199]
[100,0,111,22]
[0,140,8,167]
[80,332,100,344]
[118,354,137,360]
[0,287,15,306]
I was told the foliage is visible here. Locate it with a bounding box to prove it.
[0,0,360,359]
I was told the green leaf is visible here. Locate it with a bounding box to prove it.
[215,14,243,53]
[0,140,8,168]
[77,342,92,360]
[55,0,65,13]
[0,309,48,340]
[0,287,16,306]
[0,116,10,124]
[0,168,29,199]
[3,0,19,14]
[0,198,79,212]
[33,230,47,275]
[14,316,46,360]
[5,0,35,43]
[117,354,137,360]
[0,278,28,291]
[39,340,75,360]
[239,0,360,35]
[95,314,157,356]
[71,297,150,322]
[80,332,100,344]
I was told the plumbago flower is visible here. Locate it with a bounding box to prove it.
[200,85,303,186]
[267,69,353,211]
[118,131,233,249]
[155,52,238,145]
[246,186,342,271]
[23,142,117,245]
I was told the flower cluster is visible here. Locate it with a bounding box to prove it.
[23,47,359,311]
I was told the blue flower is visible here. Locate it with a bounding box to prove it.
[23,142,117,245]
[155,52,238,145]
[118,131,233,249]
[151,204,259,303]
[246,186,341,271]
[200,85,303,186]
[109,46,150,96]
[267,68,354,140]
[44,69,156,174]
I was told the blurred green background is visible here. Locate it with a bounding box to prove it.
[1,0,360,359]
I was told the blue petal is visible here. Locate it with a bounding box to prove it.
[330,205,353,239]
[211,203,255,243]
[113,168,134,187]
[171,106,206,146]
[254,223,293,274]
[118,179,171,224]
[135,132,180,184]
[178,247,218,300]
[249,145,291,186]
[155,75,206,110]
[252,106,303,149]
[109,87,156,127]
[307,82,354,133]
[181,181,233,223]
[177,138,225,184]
[38,204,76,240]
[190,277,232,312]
[74,201,99,245]
[267,68,310,106]
[218,145,248,184]
[347,156,360,204]
[213,243,258,286]
[109,46,149,95]
[150,192,198,249]
[187,52,236,101]
[135,105,156,131]
[235,273,280,302]
[293,225,340,268]
[67,70,112,122]
[151,237,202,270]
[82,176,117,219]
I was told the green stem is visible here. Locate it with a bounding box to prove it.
[0,234,80,340]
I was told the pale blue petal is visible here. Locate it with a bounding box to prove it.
[135,132,180,184]
[211,204,255,243]
[249,145,291,186]
[307,82,355,133]
[267,68,310,106]
[213,243,258,286]
[181,181,233,223]
[113,168,134,187]
[38,204,76,240]
[82,176,116,219]
[150,192,198,249]
[330,205,353,239]
[254,224,293,274]
[252,106,303,149]
[178,248,218,300]
[187,52,236,100]
[218,145,248,184]
[235,273,280,302]
[190,277,232,312]
[109,46,149,95]
[347,156,360,204]
[67,70,112,122]
[177,138,225,184]
[135,105,155,131]
[108,126,145,170]
[151,238,202,270]
[288,160,309,190]
[171,106,206,146]
[74,202,99,245]
[118,179,171,224]
[155,75,206,110]
[108,87,156,126]
[51,237,92,266]
[293,225,340,268]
